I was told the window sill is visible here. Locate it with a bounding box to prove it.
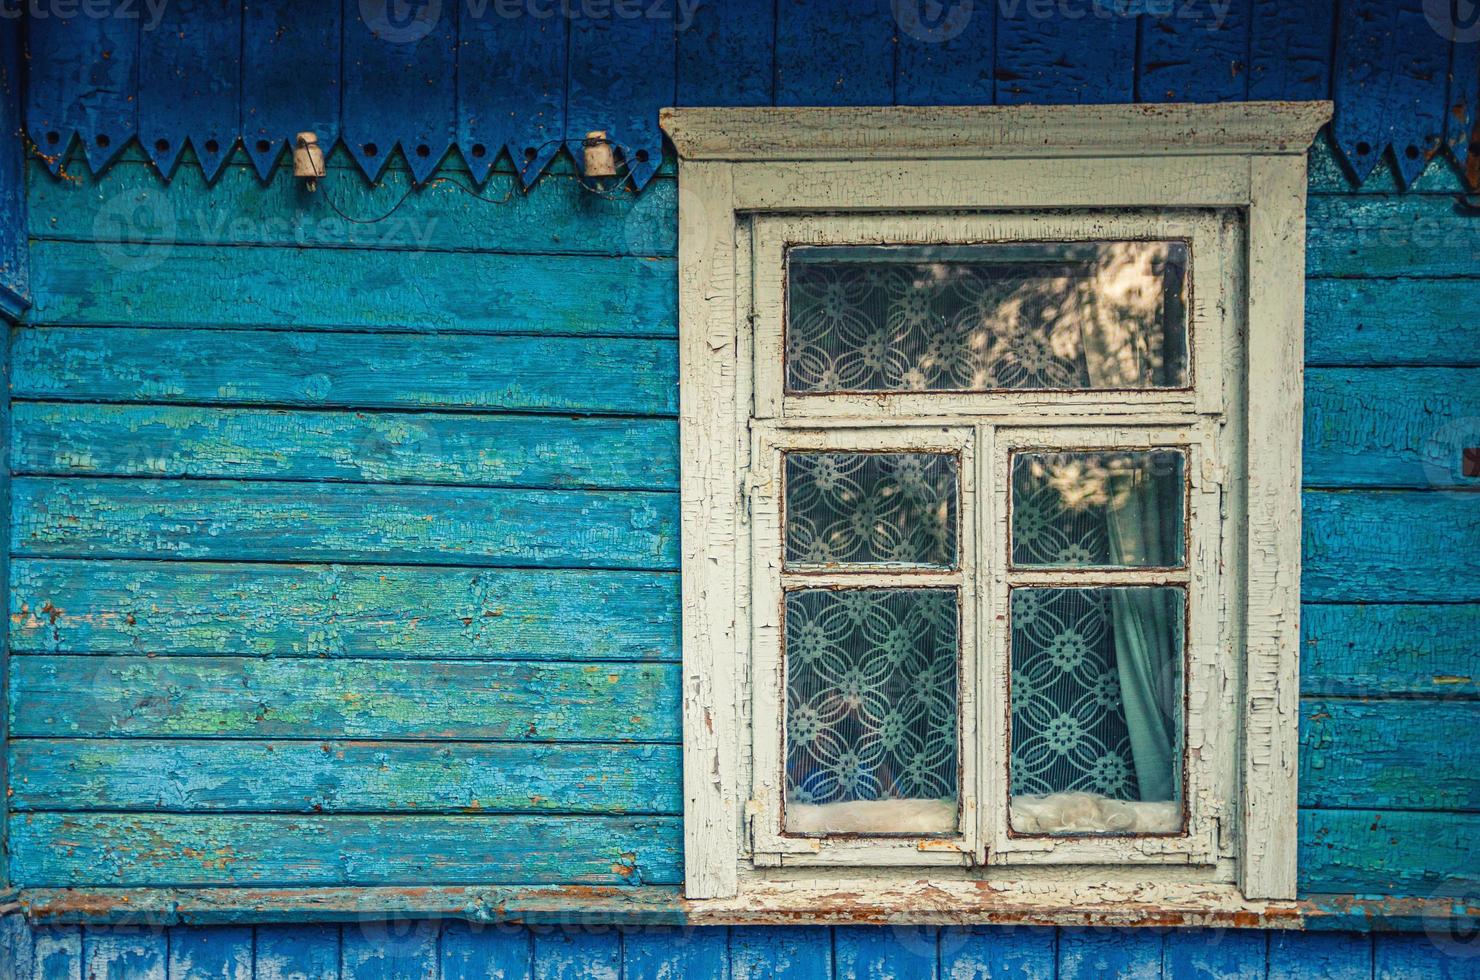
[15,885,1476,934]
[685,879,1302,929]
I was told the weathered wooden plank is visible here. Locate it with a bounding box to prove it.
[0,915,32,980]
[1307,136,1466,194]
[1248,0,1333,103]
[835,926,939,979]
[1302,604,1480,698]
[13,479,677,570]
[1137,0,1251,103]
[18,885,684,927]
[1331,0,1452,187]
[774,0,893,106]
[1299,809,1480,895]
[241,0,341,181]
[937,925,1056,979]
[1304,368,1480,488]
[0,914,33,980]
[340,919,438,980]
[25,12,138,174]
[13,329,675,413]
[677,0,773,107]
[10,656,680,741]
[10,813,683,887]
[11,404,679,490]
[1300,700,1480,812]
[341,0,455,183]
[253,924,340,980]
[0,16,24,321]
[1161,928,1265,980]
[440,921,531,980]
[10,560,678,662]
[531,929,621,980]
[31,926,81,980]
[1302,491,1480,602]
[1446,20,1480,180]
[1268,931,1370,980]
[1056,927,1161,977]
[620,926,728,979]
[566,13,674,190]
[457,3,565,185]
[9,740,682,815]
[1307,195,1480,278]
[27,157,677,256]
[26,247,678,336]
[81,928,167,980]
[137,0,240,180]
[1373,931,1479,978]
[1305,279,1480,367]
[994,6,1136,104]
[166,926,251,980]
[893,0,994,106]
[729,925,831,980]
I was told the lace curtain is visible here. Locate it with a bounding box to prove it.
[781,244,1187,817]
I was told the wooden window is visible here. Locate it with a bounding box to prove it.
[665,103,1329,921]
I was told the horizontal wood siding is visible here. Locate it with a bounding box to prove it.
[10,151,684,892]
[1297,137,1480,900]
[8,740,683,814]
[0,917,1458,979]
[10,656,679,741]
[10,560,679,661]
[7,136,1478,904]
[9,813,683,886]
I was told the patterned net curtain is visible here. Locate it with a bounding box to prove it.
[783,453,960,810]
[782,243,1188,820]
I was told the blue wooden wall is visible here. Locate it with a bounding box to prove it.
[7,132,1479,917]
[22,0,1480,191]
[5,917,1480,979]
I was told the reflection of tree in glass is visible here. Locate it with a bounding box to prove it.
[1012,450,1185,569]
[786,241,1187,393]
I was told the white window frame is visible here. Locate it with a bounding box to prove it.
[664,103,1329,921]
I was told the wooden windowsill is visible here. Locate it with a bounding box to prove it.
[13,884,1477,934]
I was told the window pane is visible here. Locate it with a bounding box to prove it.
[786,241,1188,393]
[1009,587,1184,836]
[1011,449,1185,568]
[784,588,959,835]
[784,452,958,569]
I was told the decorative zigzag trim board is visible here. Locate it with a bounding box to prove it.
[21,0,1480,191]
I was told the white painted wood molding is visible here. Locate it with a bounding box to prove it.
[662,102,1331,160]
[664,101,1330,913]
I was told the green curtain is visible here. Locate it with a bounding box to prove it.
[1104,472,1184,803]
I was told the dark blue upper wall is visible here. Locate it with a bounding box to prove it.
[20,0,1480,191]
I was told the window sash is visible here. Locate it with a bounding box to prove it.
[982,422,1229,866]
[748,424,980,866]
[743,211,1239,868]
[750,211,1235,423]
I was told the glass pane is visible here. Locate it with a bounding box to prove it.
[784,588,959,835]
[786,241,1188,393]
[1009,587,1184,836]
[784,452,958,568]
[1011,449,1185,568]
